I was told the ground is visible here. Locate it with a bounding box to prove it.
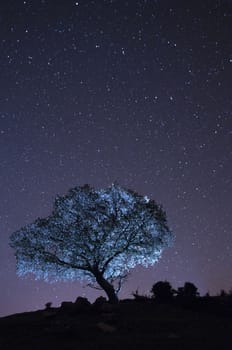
[0,298,231,349]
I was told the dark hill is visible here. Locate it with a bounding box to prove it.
[0,297,231,350]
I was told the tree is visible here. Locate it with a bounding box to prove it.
[151,281,175,302]
[177,282,199,299]
[10,184,173,303]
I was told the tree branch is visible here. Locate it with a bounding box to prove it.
[44,251,90,271]
[101,240,131,274]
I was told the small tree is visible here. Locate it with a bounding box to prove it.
[151,281,175,301]
[177,282,199,299]
[219,289,227,298]
[10,184,173,303]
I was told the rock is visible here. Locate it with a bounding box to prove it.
[93,296,108,310]
[97,322,117,333]
[74,297,91,311]
[60,301,74,312]
[167,333,180,339]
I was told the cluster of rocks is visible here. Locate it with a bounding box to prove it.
[59,296,117,314]
[43,296,118,333]
[60,297,91,313]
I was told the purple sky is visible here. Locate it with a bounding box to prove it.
[0,0,232,317]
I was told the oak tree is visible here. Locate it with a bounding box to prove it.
[10,184,173,303]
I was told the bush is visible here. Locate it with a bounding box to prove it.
[177,282,199,299]
[151,281,174,302]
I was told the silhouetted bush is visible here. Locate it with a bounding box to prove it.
[45,302,52,309]
[132,289,150,302]
[219,289,227,297]
[176,282,199,300]
[151,281,175,302]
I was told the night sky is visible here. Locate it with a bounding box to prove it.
[1,0,232,317]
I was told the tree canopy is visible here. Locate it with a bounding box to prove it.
[151,281,175,301]
[10,184,173,303]
[177,282,199,299]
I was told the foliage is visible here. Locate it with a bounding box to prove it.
[45,302,52,309]
[132,289,150,301]
[151,281,175,301]
[10,184,173,302]
[177,282,199,299]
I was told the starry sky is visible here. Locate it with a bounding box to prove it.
[0,0,232,317]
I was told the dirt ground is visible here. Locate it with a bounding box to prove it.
[0,298,231,350]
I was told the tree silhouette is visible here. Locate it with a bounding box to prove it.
[177,282,199,299]
[10,184,173,303]
[151,281,175,301]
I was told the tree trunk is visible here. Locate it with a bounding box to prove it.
[95,273,119,304]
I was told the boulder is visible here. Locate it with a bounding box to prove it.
[60,301,74,312]
[93,296,108,310]
[74,297,91,311]
[97,322,117,333]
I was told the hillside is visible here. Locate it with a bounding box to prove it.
[0,297,231,350]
